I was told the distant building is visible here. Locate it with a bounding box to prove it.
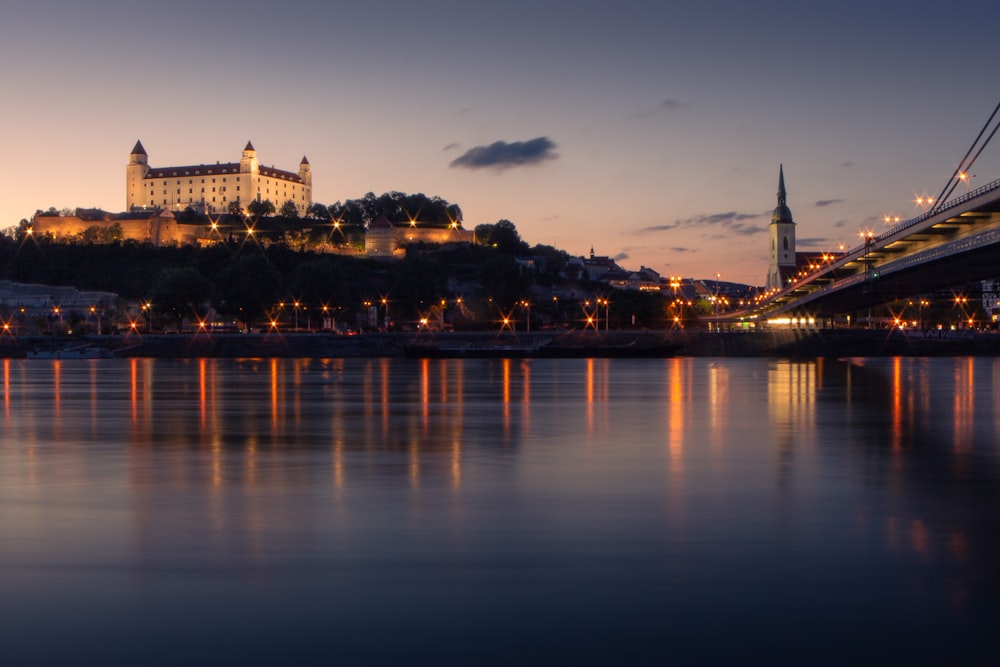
[364,213,474,258]
[982,279,1000,323]
[31,208,199,246]
[766,165,796,291]
[126,140,312,216]
[0,280,117,312]
[580,247,624,280]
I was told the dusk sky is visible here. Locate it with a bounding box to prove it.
[3,0,999,285]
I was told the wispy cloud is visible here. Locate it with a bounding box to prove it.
[613,252,629,261]
[671,247,696,254]
[815,198,843,207]
[840,161,855,169]
[635,210,767,237]
[632,98,689,119]
[449,137,558,170]
[442,142,460,152]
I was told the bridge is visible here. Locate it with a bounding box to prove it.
[742,103,1000,322]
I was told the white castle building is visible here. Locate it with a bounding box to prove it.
[126,140,312,215]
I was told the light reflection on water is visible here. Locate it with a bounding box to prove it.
[1,356,999,665]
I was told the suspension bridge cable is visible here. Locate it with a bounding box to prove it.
[930,98,1000,213]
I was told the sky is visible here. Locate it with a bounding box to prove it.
[2,0,1000,285]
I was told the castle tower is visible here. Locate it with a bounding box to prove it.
[766,164,796,291]
[298,156,312,188]
[126,140,150,211]
[240,140,259,174]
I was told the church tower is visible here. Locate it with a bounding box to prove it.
[126,140,150,211]
[766,165,796,291]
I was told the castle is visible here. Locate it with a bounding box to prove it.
[126,140,312,215]
[30,140,474,254]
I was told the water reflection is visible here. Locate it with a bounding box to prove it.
[1,357,999,663]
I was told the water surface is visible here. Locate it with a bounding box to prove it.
[1,357,998,665]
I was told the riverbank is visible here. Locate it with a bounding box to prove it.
[3,328,1000,358]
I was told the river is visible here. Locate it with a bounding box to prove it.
[1,357,998,665]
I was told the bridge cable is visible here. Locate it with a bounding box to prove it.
[936,118,1000,208]
[930,98,1000,213]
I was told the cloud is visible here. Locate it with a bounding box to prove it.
[815,198,843,207]
[834,220,847,228]
[670,247,696,254]
[632,98,689,119]
[635,210,767,237]
[449,137,558,170]
[840,161,855,169]
[442,142,460,152]
[613,252,629,261]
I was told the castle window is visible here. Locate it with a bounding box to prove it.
[783,237,788,250]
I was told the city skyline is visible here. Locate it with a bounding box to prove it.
[3,1,1000,285]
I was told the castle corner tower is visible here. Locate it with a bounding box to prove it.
[126,140,150,211]
[766,164,796,291]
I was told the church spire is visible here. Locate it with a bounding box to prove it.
[771,164,794,225]
[777,164,786,207]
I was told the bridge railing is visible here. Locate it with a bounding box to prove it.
[843,176,1000,256]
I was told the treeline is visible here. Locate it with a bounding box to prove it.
[0,224,673,331]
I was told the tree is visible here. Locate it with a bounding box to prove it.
[306,202,330,220]
[479,254,531,308]
[150,267,211,331]
[247,199,275,218]
[292,258,347,307]
[213,253,281,330]
[476,219,529,255]
[280,200,300,218]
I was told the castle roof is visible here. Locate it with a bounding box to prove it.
[300,156,310,165]
[131,140,147,156]
[144,162,303,183]
[369,213,393,229]
[244,140,256,151]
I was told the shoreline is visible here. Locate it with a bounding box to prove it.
[3,328,1000,359]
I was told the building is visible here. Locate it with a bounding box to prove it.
[126,140,312,216]
[766,165,797,291]
[31,208,199,246]
[364,213,475,258]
